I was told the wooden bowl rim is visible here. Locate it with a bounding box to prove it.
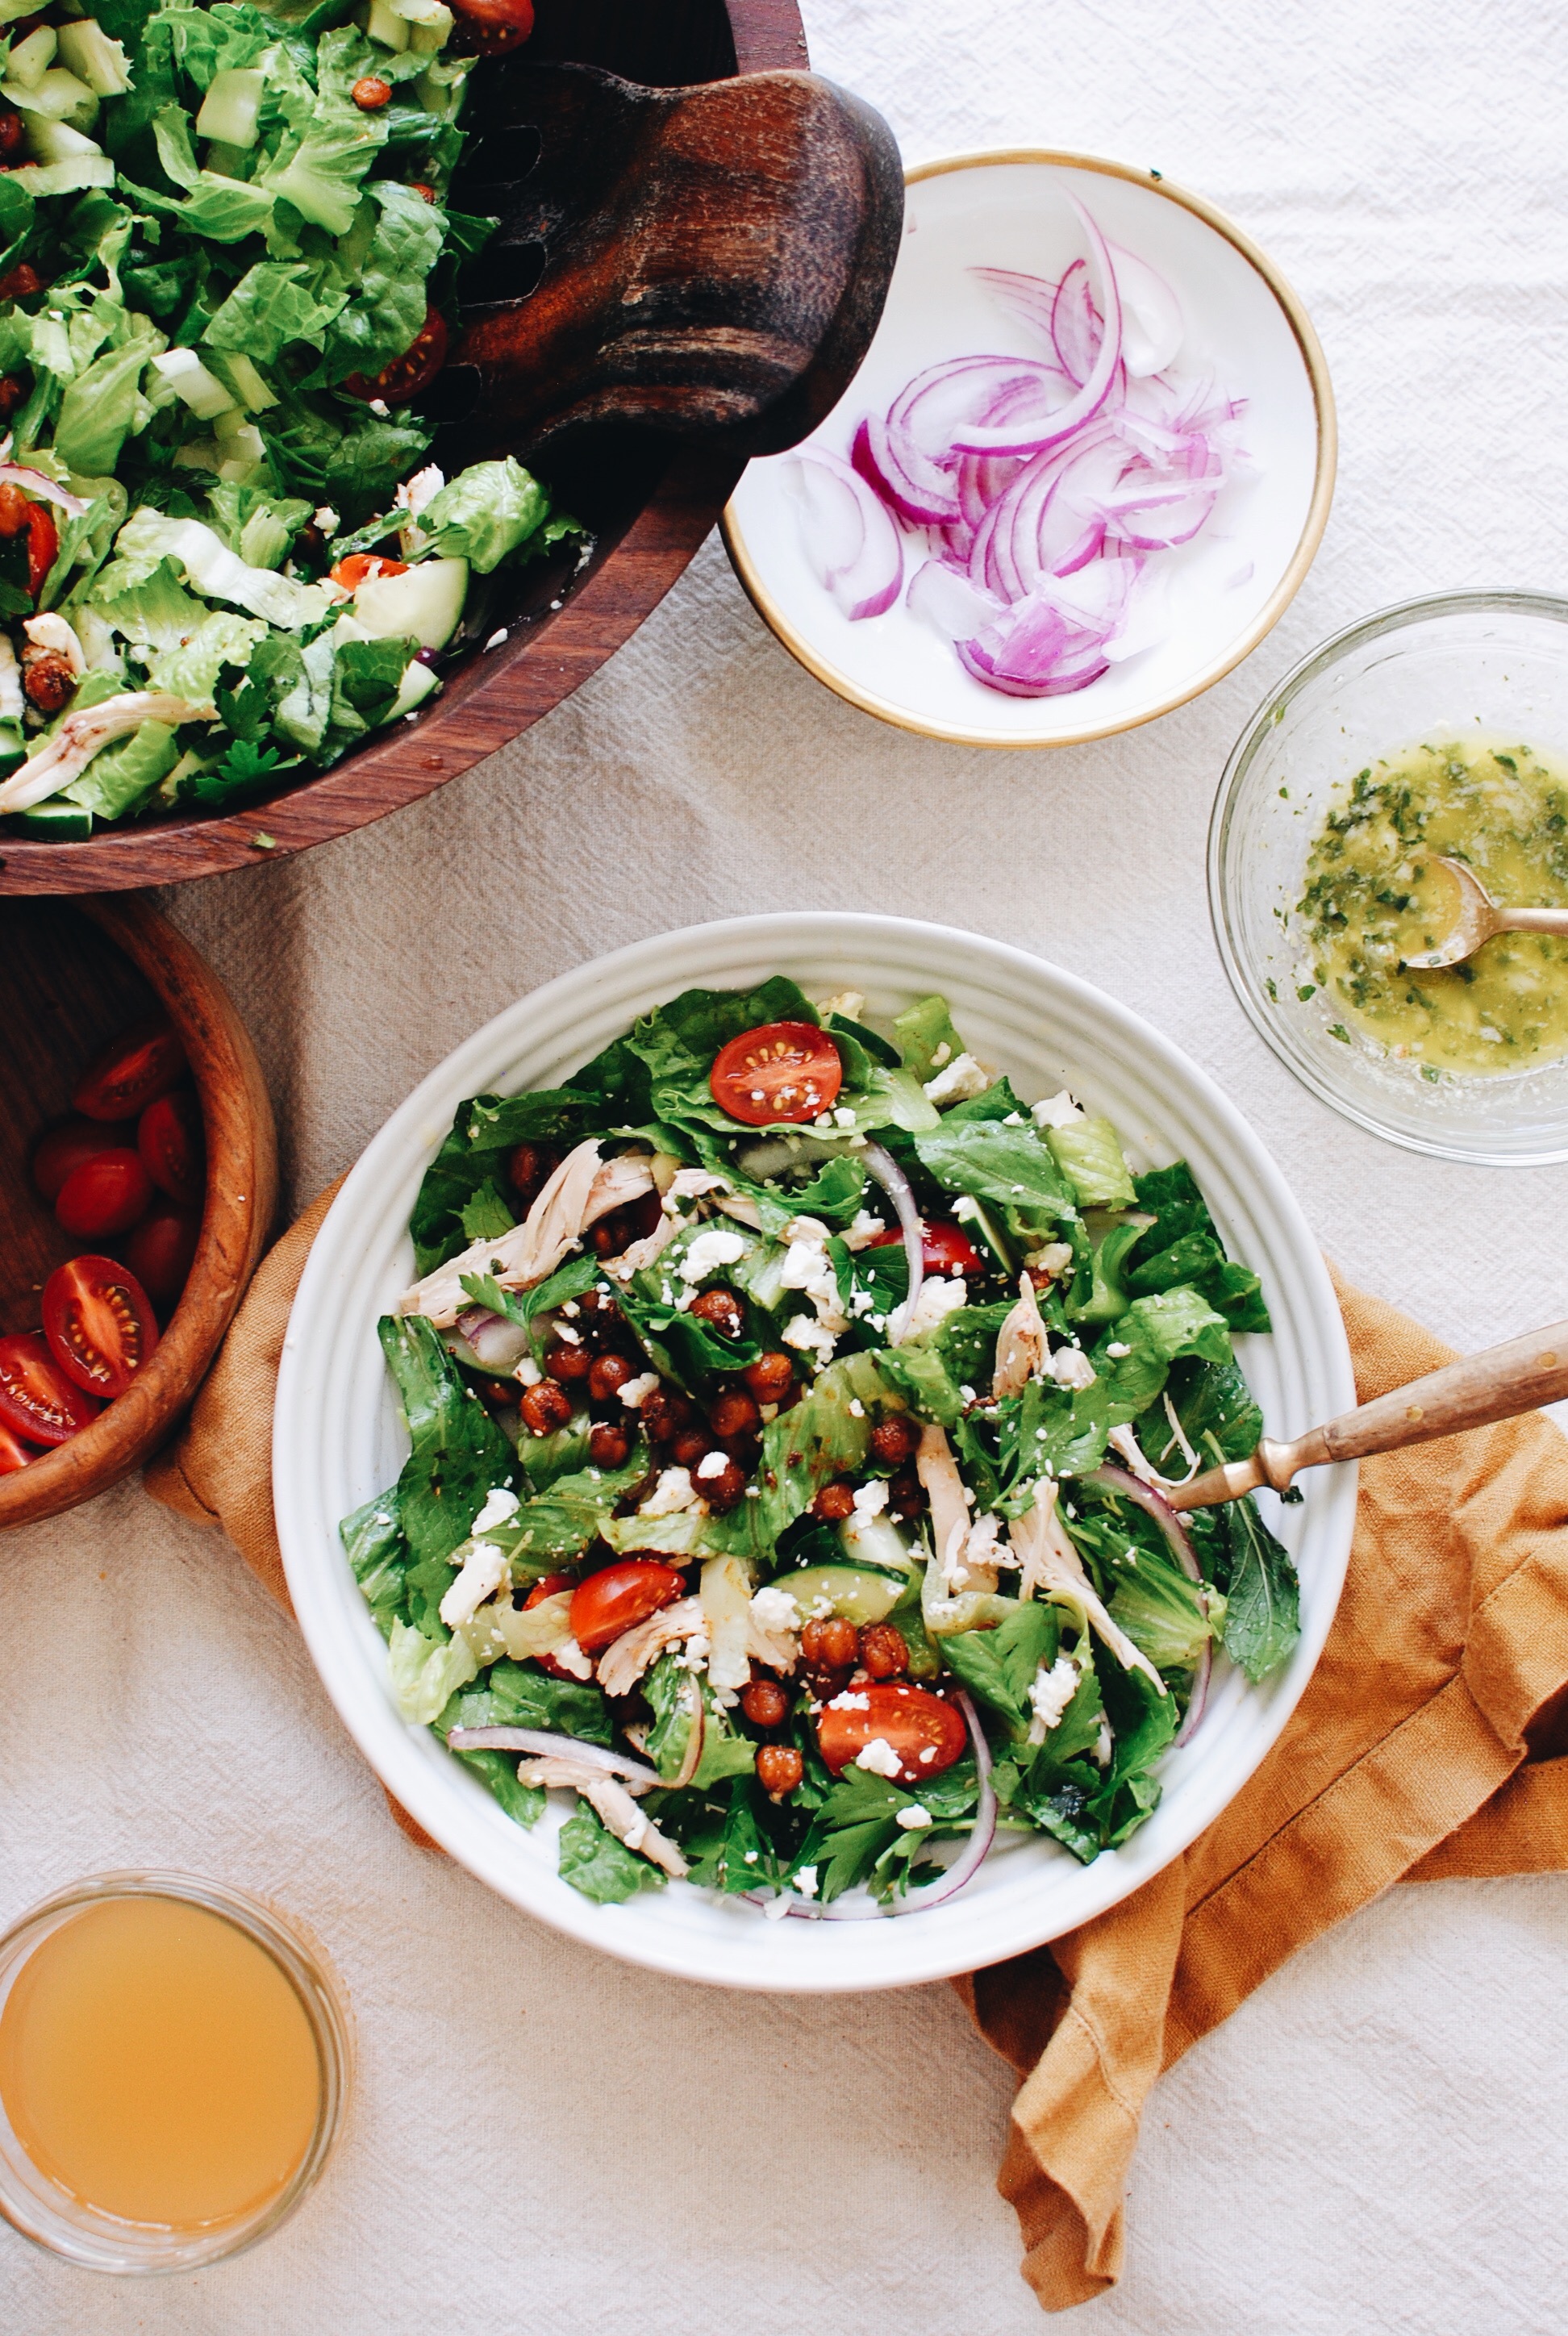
[0,0,808,898]
[0,897,278,1529]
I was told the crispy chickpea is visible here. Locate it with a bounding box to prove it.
[0,374,24,420]
[587,1421,631,1469]
[0,106,21,161]
[0,261,42,301]
[641,1387,692,1443]
[0,480,28,534]
[588,1350,634,1404]
[869,1415,920,1466]
[351,74,393,108]
[709,1386,760,1440]
[699,1457,747,1512]
[670,1429,708,1470]
[801,1615,859,1671]
[859,1623,909,1680]
[575,1287,623,1340]
[740,1678,790,1729]
[22,649,74,715]
[744,1349,794,1404]
[519,1379,573,1436]
[886,1469,924,1522]
[544,1337,592,1383]
[689,1286,744,1339]
[757,1743,803,1797]
[587,1212,631,1258]
[811,1480,856,1523]
[473,1376,517,1411]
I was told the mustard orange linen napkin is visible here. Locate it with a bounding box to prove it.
[146,1217,1568,2311]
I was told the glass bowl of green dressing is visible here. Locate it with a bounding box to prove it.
[1210,589,1568,1164]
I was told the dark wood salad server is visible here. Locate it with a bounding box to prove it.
[433,60,903,457]
[1167,1317,1568,1510]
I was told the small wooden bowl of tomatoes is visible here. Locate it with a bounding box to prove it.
[0,898,277,1528]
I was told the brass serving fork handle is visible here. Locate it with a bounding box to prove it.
[1399,857,1568,969]
[1166,1317,1568,1510]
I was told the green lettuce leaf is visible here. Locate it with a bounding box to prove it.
[377,1312,516,1567]
[891,992,966,1082]
[411,455,556,573]
[1216,1496,1299,1682]
[557,1799,665,1902]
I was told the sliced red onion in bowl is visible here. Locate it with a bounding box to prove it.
[788,447,903,620]
[862,1141,924,1339]
[1082,1462,1212,1746]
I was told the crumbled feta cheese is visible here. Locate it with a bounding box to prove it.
[679,1227,747,1282]
[484,627,508,651]
[1095,1721,1113,1767]
[1026,1241,1075,1279]
[840,1208,888,1252]
[931,1041,951,1068]
[1032,1089,1083,1130]
[695,1450,730,1481]
[792,1865,819,1900]
[1028,1655,1081,1742]
[827,1690,871,1711]
[439,1540,507,1629]
[1105,1341,1132,1359]
[553,1321,582,1345]
[618,1370,660,1409]
[639,1466,700,1516]
[1049,1344,1097,1391]
[854,1736,905,1779]
[512,1355,542,1386]
[916,1744,937,1764]
[816,989,865,1021]
[896,1803,933,1830]
[848,1399,865,1418]
[852,1479,889,1520]
[900,1274,969,1338]
[832,1107,857,1128]
[749,1585,799,1634]
[369,396,390,417]
[313,505,340,536]
[469,1485,520,1536]
[783,1312,836,1362]
[923,1051,991,1106]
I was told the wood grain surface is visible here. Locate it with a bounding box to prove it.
[0,898,277,1528]
[0,0,811,897]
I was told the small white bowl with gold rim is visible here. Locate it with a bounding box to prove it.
[724,149,1335,749]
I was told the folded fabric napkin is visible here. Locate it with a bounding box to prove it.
[147,1206,1568,2312]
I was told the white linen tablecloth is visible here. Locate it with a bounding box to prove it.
[6,2,1568,2326]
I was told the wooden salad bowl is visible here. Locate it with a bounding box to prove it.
[0,0,819,897]
[0,898,277,1526]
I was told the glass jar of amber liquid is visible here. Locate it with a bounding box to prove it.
[0,1871,350,2272]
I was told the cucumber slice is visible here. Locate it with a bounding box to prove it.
[777,1562,907,1626]
[15,800,92,839]
[352,557,468,651]
[55,20,131,98]
[195,66,265,148]
[836,1510,918,1579]
[952,1192,1015,1275]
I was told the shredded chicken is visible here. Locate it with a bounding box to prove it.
[515,1758,689,1879]
[701,1555,754,1692]
[1009,1480,1165,1692]
[993,1272,1050,1398]
[398,1141,656,1324]
[595,1596,705,1700]
[0,692,215,815]
[745,1587,800,1674]
[915,1423,999,1592]
[714,1191,765,1230]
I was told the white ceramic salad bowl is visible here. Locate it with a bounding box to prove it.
[273,914,1356,1991]
[724,152,1335,748]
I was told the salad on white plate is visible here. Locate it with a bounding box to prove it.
[344,973,1301,1917]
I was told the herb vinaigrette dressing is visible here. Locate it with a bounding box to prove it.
[1298,736,1568,1075]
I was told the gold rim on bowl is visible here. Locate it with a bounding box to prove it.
[722,146,1338,748]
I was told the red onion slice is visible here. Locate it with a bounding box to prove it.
[1082,1462,1212,1746]
[789,447,903,620]
[448,1727,662,1788]
[862,1141,924,1339]
[0,464,90,518]
[948,200,1123,457]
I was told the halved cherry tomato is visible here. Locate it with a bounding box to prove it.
[0,1332,101,1447]
[123,1203,200,1308]
[869,1217,985,1279]
[523,1571,581,1681]
[55,1149,152,1241]
[448,0,533,52]
[73,1019,186,1122]
[31,1115,135,1204]
[329,553,409,592]
[344,306,448,404]
[138,1090,205,1208]
[25,500,56,600]
[710,1020,844,1127]
[43,1254,159,1399]
[569,1559,686,1655]
[0,1420,35,1472]
[815,1680,969,1784]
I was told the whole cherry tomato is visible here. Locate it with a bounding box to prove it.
[137,1090,205,1208]
[73,1019,186,1122]
[523,1571,581,1681]
[43,1254,159,1399]
[55,1149,152,1241]
[868,1218,985,1279]
[31,1115,135,1204]
[569,1559,686,1655]
[0,1420,35,1472]
[329,553,409,592]
[709,1021,844,1127]
[123,1203,200,1308]
[344,306,448,404]
[815,1680,969,1785]
[0,1331,101,1447]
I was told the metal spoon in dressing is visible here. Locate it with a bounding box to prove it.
[1399,857,1568,969]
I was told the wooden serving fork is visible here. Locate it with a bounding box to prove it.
[427,60,903,457]
[1167,1318,1568,1510]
